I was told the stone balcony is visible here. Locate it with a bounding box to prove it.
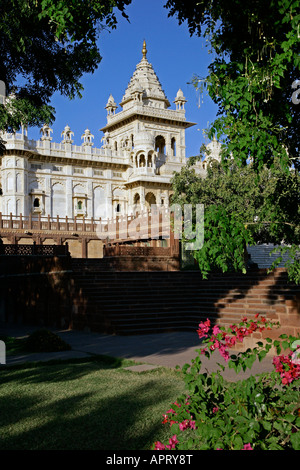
[1,132,130,168]
[102,102,191,131]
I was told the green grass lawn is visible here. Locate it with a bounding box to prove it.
[0,356,186,450]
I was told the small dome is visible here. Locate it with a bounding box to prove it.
[106,94,117,108]
[174,88,186,102]
[134,129,155,150]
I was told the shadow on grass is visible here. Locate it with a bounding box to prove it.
[0,358,185,450]
[0,355,130,384]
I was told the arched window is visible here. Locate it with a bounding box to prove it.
[155,135,166,154]
[77,200,83,210]
[139,154,146,167]
[33,198,40,208]
[116,203,121,213]
[134,193,140,205]
[145,192,156,208]
[171,137,176,156]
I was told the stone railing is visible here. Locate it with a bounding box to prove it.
[106,103,187,127]
[0,208,175,242]
[0,241,69,257]
[0,212,99,233]
[2,132,125,163]
[103,244,173,257]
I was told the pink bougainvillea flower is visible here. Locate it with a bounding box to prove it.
[165,435,178,450]
[154,441,165,450]
[179,420,189,431]
[173,401,182,408]
[242,443,253,450]
[197,319,211,338]
[179,419,196,431]
[212,325,221,335]
[218,345,230,362]
[273,352,300,385]
[210,340,220,351]
[166,408,176,414]
[225,336,237,347]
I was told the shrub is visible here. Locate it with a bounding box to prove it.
[25,329,71,353]
[153,315,300,450]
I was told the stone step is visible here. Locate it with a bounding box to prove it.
[69,263,292,335]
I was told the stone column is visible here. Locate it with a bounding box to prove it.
[140,186,145,211]
[44,176,51,217]
[86,180,93,218]
[165,134,171,158]
[180,129,186,161]
[106,183,113,219]
[66,178,73,218]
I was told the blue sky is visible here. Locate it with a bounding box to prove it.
[30,0,218,157]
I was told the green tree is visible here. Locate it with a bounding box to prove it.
[164,0,299,171]
[171,157,300,281]
[0,0,131,134]
[164,0,299,281]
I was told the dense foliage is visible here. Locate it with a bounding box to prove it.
[25,329,71,353]
[0,0,131,132]
[154,315,300,450]
[164,0,299,171]
[171,158,300,281]
[165,0,299,282]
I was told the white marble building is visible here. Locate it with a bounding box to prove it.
[0,41,219,221]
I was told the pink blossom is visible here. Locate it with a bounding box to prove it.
[166,408,176,414]
[165,435,178,450]
[173,401,182,408]
[225,336,237,347]
[179,419,196,431]
[210,340,220,351]
[273,353,300,385]
[242,443,253,450]
[218,345,230,362]
[154,441,165,450]
[213,325,221,335]
[197,319,211,338]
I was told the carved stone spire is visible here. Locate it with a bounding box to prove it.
[142,40,147,59]
[120,40,170,109]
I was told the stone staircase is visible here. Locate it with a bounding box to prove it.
[69,260,295,335]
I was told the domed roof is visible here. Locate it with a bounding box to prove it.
[105,94,117,108]
[120,41,170,108]
[134,124,155,150]
[174,88,186,102]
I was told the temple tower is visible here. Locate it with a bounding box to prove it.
[100,40,195,213]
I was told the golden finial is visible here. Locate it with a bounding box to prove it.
[142,40,147,59]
